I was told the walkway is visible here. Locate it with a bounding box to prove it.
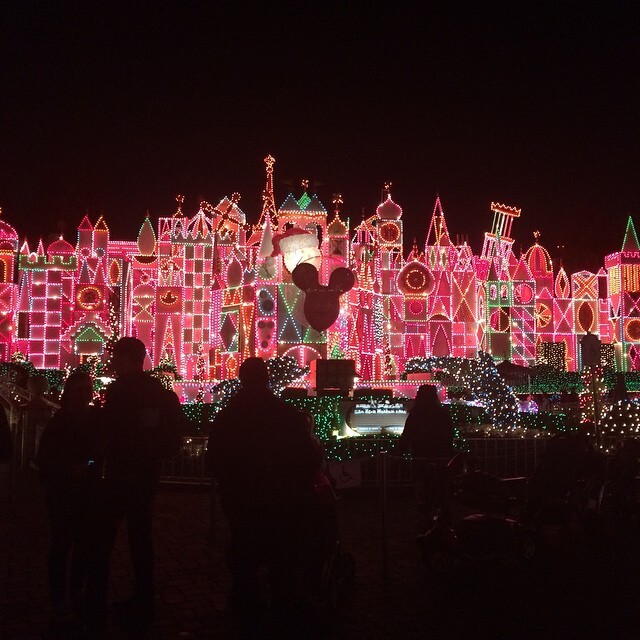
[2,471,639,639]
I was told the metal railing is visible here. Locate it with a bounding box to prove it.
[158,435,552,485]
[159,436,210,484]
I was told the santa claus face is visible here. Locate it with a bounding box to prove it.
[273,227,322,273]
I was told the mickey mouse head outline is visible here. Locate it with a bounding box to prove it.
[292,263,356,332]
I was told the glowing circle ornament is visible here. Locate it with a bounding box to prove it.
[397,262,435,295]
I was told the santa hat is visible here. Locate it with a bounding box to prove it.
[271,227,318,257]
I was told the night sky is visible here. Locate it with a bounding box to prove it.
[1,2,639,274]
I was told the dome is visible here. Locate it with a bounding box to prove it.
[376,195,402,220]
[524,242,553,275]
[0,218,18,243]
[47,237,75,256]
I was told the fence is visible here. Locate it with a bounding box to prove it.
[159,436,552,485]
[159,436,210,484]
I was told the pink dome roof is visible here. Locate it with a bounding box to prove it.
[47,237,75,255]
[376,195,402,220]
[0,218,18,242]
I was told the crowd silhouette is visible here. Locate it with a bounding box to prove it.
[3,355,640,639]
[29,338,187,636]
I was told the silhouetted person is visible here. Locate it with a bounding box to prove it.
[87,337,185,632]
[299,410,338,597]
[20,374,54,467]
[0,404,11,463]
[395,384,455,514]
[609,438,640,520]
[0,405,12,506]
[610,372,629,402]
[206,358,321,638]
[36,371,99,624]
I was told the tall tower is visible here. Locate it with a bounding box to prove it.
[481,202,521,263]
[130,217,158,367]
[605,216,640,370]
[0,210,19,360]
[155,197,186,373]
[254,155,280,360]
[376,185,404,378]
[424,197,454,358]
[18,237,77,368]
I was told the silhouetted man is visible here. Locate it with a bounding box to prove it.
[206,357,321,638]
[87,337,185,632]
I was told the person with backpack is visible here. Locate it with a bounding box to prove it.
[86,337,186,633]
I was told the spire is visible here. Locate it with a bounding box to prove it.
[332,193,343,216]
[174,194,185,218]
[425,196,451,247]
[78,215,93,231]
[258,214,274,258]
[94,215,109,232]
[407,238,421,262]
[257,155,278,229]
[622,216,640,252]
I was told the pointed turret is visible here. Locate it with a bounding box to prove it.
[621,216,640,253]
[512,256,532,282]
[258,212,274,258]
[93,215,109,257]
[425,196,451,247]
[487,256,501,282]
[77,214,93,254]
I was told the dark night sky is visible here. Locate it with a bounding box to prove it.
[1,2,639,274]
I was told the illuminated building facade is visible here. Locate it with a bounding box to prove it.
[0,157,638,383]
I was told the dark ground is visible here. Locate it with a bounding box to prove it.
[1,469,639,640]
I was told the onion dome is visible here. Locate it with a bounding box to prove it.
[47,236,75,256]
[376,194,402,220]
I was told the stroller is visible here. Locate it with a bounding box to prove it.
[417,452,535,573]
[525,434,640,549]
